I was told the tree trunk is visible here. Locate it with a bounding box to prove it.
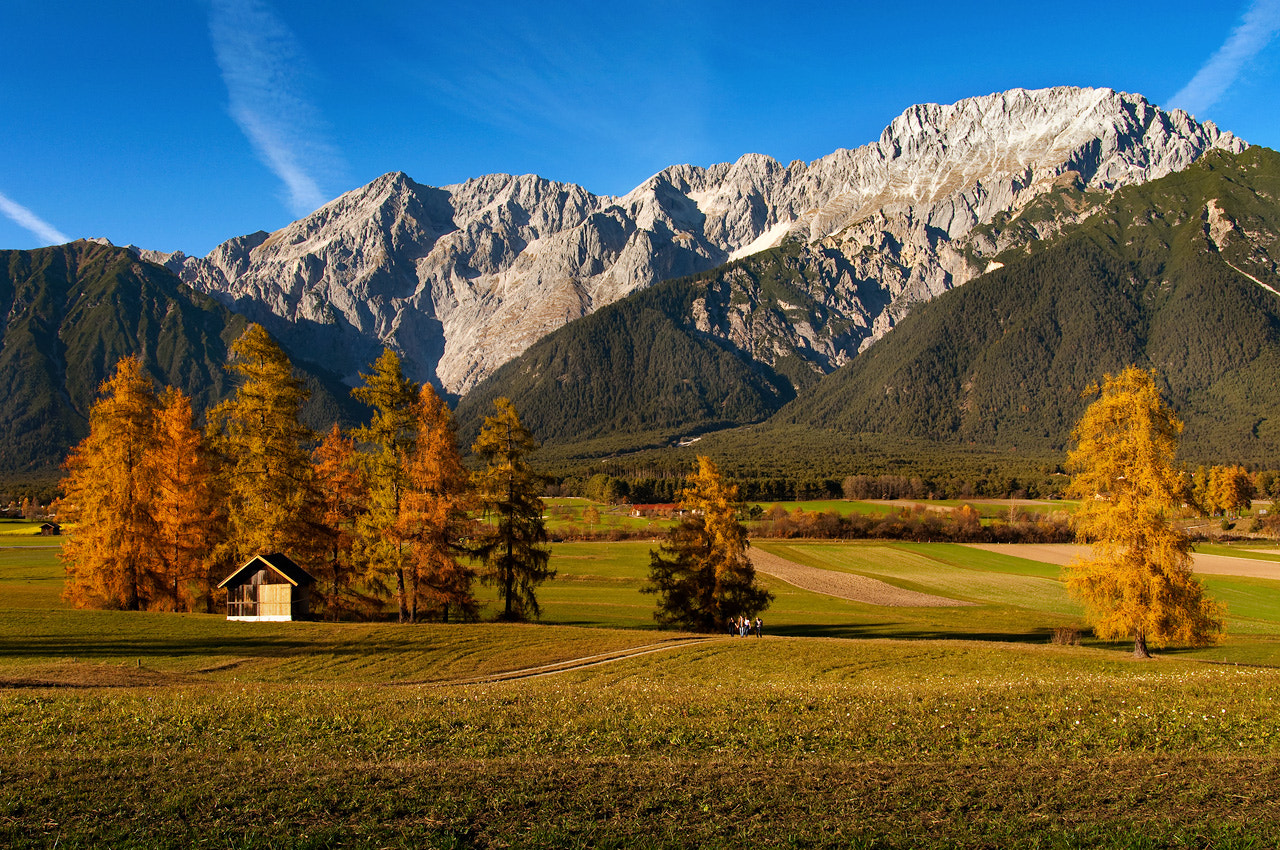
[396,567,407,623]
[408,556,418,623]
[1133,632,1151,659]
[504,457,515,619]
[127,554,140,611]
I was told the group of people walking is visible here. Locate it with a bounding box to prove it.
[730,615,762,637]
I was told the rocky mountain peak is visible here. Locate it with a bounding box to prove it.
[162,86,1247,396]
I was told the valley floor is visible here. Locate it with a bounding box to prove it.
[4,535,1280,847]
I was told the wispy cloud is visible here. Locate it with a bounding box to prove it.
[0,191,69,246]
[207,0,344,216]
[1169,0,1280,116]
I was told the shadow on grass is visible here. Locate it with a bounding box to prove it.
[0,633,369,661]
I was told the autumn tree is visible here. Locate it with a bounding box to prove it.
[153,388,224,612]
[644,455,772,631]
[351,349,422,621]
[1191,465,1213,514]
[206,324,317,563]
[1191,465,1255,519]
[310,424,373,619]
[399,384,477,622]
[60,357,163,610]
[1065,367,1223,658]
[1214,465,1254,518]
[1256,470,1278,501]
[472,397,552,621]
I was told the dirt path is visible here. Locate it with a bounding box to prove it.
[963,543,1280,580]
[750,549,973,607]
[428,638,720,686]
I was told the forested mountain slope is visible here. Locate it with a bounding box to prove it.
[453,244,874,448]
[775,146,1280,466]
[0,242,361,478]
[458,146,1280,462]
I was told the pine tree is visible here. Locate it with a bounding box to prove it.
[472,397,552,621]
[351,349,421,621]
[206,324,316,563]
[60,358,163,610]
[1065,367,1224,658]
[399,384,477,622]
[644,455,772,631]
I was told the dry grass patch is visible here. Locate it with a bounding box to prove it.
[756,541,1080,614]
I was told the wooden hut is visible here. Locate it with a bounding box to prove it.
[218,553,315,622]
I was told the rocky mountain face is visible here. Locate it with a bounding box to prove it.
[152,86,1244,396]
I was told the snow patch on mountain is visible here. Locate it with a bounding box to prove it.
[730,220,796,261]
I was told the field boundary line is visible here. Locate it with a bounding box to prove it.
[422,638,721,686]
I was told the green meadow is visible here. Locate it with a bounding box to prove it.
[4,527,1280,847]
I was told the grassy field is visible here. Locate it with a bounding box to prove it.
[544,498,682,536]
[4,530,1280,847]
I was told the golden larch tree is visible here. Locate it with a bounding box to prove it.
[310,424,373,619]
[206,324,317,563]
[643,455,772,631]
[1191,465,1215,515]
[153,387,224,612]
[1213,465,1254,518]
[351,349,421,621]
[398,384,478,622]
[1065,367,1224,658]
[60,357,163,610]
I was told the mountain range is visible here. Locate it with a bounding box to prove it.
[2,85,1274,484]
[453,145,1280,470]
[141,86,1241,397]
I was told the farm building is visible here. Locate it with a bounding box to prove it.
[219,553,315,622]
[629,504,682,519]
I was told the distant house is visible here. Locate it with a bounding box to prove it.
[218,553,315,622]
[38,522,61,536]
[630,504,682,519]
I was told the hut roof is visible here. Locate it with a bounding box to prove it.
[217,552,315,589]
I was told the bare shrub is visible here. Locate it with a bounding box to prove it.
[1051,627,1081,646]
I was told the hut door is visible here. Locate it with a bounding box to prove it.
[259,584,292,619]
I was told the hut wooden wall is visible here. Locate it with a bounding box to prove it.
[259,584,291,619]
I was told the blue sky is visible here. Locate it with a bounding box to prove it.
[3,0,1279,256]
